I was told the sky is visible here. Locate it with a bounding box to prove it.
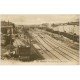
[0,14,79,25]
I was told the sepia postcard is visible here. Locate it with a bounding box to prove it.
[0,14,79,65]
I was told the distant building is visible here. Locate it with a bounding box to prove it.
[1,21,15,34]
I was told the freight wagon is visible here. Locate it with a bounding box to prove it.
[18,45,31,61]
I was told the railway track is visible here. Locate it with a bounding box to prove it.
[34,30,78,57]
[32,31,78,62]
[45,34,78,56]
[33,30,78,54]
[38,34,78,62]
[32,33,69,62]
[32,35,61,61]
[37,34,70,62]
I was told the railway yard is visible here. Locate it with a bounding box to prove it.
[1,21,79,64]
[29,29,79,64]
